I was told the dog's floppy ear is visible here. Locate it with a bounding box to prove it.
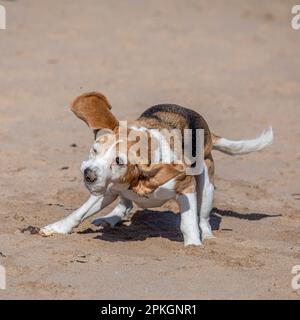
[71,92,118,134]
[130,163,185,197]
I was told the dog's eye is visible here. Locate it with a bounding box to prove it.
[115,157,124,165]
[116,157,121,165]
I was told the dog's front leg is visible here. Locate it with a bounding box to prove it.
[92,197,133,228]
[177,193,202,246]
[40,192,118,236]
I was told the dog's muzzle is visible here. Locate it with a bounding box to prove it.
[84,168,97,183]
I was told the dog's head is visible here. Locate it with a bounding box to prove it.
[71,92,185,196]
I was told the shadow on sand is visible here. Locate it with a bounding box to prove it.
[79,207,281,243]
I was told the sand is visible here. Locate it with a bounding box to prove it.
[0,0,299,299]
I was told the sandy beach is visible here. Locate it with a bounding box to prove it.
[0,0,299,299]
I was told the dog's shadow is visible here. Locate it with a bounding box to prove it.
[79,207,281,243]
[80,209,184,243]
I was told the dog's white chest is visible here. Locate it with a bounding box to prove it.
[118,178,177,208]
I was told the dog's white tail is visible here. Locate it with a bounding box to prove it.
[212,127,273,156]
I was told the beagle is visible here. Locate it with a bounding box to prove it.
[40,92,273,246]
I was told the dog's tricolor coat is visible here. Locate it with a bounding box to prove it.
[40,92,273,246]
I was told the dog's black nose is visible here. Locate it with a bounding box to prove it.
[84,168,97,183]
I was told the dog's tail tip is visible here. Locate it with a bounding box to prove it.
[212,126,274,156]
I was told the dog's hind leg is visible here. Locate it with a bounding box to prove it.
[177,192,202,246]
[40,192,118,236]
[92,197,133,228]
[197,159,215,241]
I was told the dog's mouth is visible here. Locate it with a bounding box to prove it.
[83,175,109,196]
[84,182,101,196]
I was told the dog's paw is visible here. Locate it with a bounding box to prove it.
[92,215,121,228]
[184,238,203,247]
[202,232,216,241]
[200,222,215,241]
[39,220,74,237]
[201,229,215,241]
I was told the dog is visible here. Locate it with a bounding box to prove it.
[39,92,273,246]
